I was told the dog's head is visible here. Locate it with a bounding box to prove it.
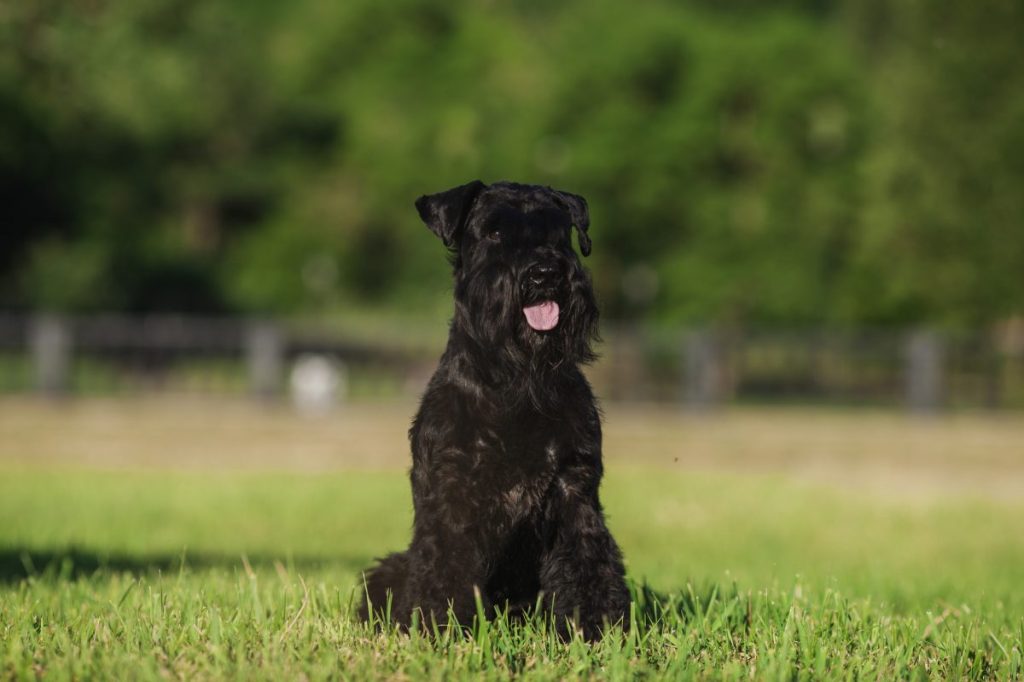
[416,180,599,374]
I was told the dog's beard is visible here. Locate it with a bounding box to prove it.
[453,262,598,407]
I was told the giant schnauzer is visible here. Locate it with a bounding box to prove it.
[358,180,630,640]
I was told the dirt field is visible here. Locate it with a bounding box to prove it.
[2,397,1022,498]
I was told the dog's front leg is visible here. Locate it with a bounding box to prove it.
[404,528,491,634]
[540,469,630,641]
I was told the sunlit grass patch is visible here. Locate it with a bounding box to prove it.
[1,467,1023,678]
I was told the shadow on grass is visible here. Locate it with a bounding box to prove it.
[0,547,369,584]
[2,549,750,639]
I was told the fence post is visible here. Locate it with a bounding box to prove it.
[246,321,283,400]
[31,314,71,397]
[684,329,721,410]
[609,326,645,402]
[905,329,944,413]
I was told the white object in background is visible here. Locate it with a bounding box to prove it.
[289,354,346,415]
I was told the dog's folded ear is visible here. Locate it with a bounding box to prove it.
[553,190,592,257]
[415,180,487,248]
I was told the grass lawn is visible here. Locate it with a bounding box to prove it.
[1,400,1023,679]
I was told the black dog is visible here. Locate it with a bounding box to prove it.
[358,180,630,640]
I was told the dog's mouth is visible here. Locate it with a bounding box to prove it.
[523,301,559,332]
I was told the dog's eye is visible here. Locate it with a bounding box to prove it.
[487,229,502,242]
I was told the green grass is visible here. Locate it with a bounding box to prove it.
[2,468,1023,679]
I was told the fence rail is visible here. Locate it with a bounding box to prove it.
[1,314,1022,411]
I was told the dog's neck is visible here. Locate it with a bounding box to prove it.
[441,319,580,412]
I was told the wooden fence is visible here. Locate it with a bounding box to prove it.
[1,314,1022,411]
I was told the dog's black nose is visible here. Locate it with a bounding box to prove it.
[528,263,560,287]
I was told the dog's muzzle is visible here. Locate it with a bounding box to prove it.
[527,262,560,289]
[522,261,565,332]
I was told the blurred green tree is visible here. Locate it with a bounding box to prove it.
[839,0,1024,327]
[0,0,1020,329]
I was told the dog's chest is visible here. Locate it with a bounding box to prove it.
[497,438,559,523]
[470,427,560,525]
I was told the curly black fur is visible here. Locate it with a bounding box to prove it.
[357,180,630,640]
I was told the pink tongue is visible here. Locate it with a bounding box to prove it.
[523,301,560,331]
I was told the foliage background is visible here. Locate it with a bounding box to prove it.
[2,0,1022,328]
